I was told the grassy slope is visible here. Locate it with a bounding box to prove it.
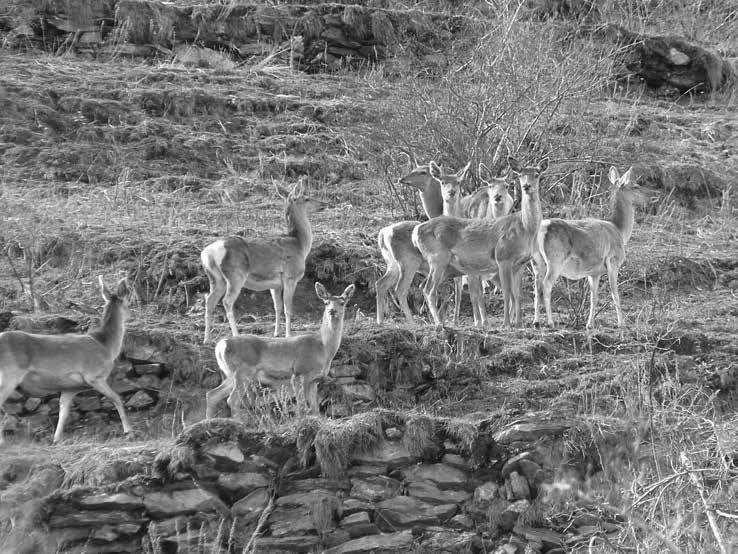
[0,3,737,550]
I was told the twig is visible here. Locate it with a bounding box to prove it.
[680,452,728,554]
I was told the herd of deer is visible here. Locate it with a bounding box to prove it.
[0,157,644,443]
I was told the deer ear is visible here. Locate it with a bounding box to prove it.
[315,282,329,301]
[275,182,289,200]
[456,161,471,180]
[478,162,489,180]
[116,278,129,298]
[342,284,356,301]
[429,161,443,181]
[507,156,522,173]
[537,158,549,172]
[99,276,112,302]
[621,167,633,183]
[608,166,621,185]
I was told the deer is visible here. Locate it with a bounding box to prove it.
[205,282,355,418]
[0,277,133,444]
[375,160,471,324]
[533,166,642,329]
[201,179,324,343]
[412,156,548,328]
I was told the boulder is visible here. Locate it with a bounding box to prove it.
[350,475,401,502]
[217,471,269,495]
[401,463,468,488]
[407,480,471,504]
[143,488,228,517]
[231,488,270,520]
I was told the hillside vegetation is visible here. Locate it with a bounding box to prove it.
[0,0,736,553]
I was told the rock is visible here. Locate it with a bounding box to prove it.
[24,397,42,412]
[143,488,228,517]
[205,441,245,466]
[325,529,414,554]
[494,423,568,444]
[111,377,140,395]
[384,427,403,440]
[501,452,544,483]
[217,471,269,494]
[449,514,474,530]
[2,401,23,415]
[276,489,338,508]
[341,498,375,516]
[49,510,145,529]
[419,527,477,552]
[339,511,379,538]
[408,480,471,504]
[508,471,531,500]
[350,475,401,502]
[441,453,468,468]
[493,544,518,554]
[133,362,164,376]
[252,536,321,552]
[513,524,563,549]
[330,364,361,378]
[348,464,388,477]
[341,382,375,402]
[474,481,500,503]
[499,499,530,531]
[79,492,144,509]
[340,511,370,526]
[231,488,270,520]
[352,441,414,468]
[75,395,102,412]
[135,374,162,390]
[125,390,155,409]
[268,506,319,537]
[401,463,467,488]
[376,496,457,529]
[283,478,351,494]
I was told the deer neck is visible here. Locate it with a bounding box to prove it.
[89,302,127,358]
[442,195,462,217]
[320,312,345,362]
[286,204,312,253]
[610,189,635,244]
[419,180,444,218]
[521,190,542,236]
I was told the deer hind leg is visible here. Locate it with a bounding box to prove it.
[53,391,77,444]
[468,275,486,327]
[531,255,545,327]
[422,258,449,326]
[586,274,601,329]
[270,288,284,337]
[222,274,246,337]
[453,277,463,324]
[206,374,236,419]
[203,270,226,344]
[282,278,298,338]
[395,258,421,322]
[88,377,132,437]
[304,379,320,415]
[542,263,560,328]
[606,261,623,327]
[498,263,514,328]
[509,265,524,327]
[375,263,399,324]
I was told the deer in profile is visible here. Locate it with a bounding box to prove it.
[0,277,133,444]
[412,156,548,328]
[375,160,470,324]
[201,179,323,343]
[534,166,642,329]
[206,282,355,418]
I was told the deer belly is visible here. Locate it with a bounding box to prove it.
[561,257,605,279]
[19,371,89,394]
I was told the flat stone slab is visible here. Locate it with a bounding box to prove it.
[376,496,457,528]
[352,441,414,468]
[494,422,568,444]
[350,475,401,502]
[79,492,144,509]
[217,471,269,494]
[231,488,270,519]
[401,463,468,488]
[325,530,414,554]
[408,480,471,504]
[143,488,227,517]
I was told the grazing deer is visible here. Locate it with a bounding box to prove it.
[205,282,356,417]
[0,277,133,444]
[201,179,323,343]
[534,166,641,328]
[375,161,470,324]
[412,156,548,328]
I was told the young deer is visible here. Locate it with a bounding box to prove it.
[205,282,356,417]
[412,156,548,328]
[375,161,469,324]
[201,179,323,343]
[0,277,133,444]
[534,166,641,328]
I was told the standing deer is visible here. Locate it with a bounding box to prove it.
[205,282,355,417]
[375,160,470,324]
[534,166,641,328]
[412,156,548,328]
[0,277,133,444]
[201,179,323,343]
